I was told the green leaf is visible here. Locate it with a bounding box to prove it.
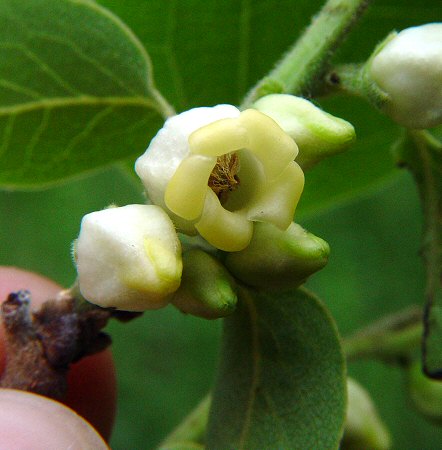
[394,130,442,378]
[207,287,346,449]
[0,0,171,188]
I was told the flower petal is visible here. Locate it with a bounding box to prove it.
[195,189,253,252]
[239,109,298,180]
[246,161,304,229]
[135,104,240,206]
[189,118,249,156]
[165,154,216,221]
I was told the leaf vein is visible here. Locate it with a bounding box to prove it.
[21,108,52,175]
[162,0,188,109]
[0,80,42,100]
[238,289,261,449]
[59,106,116,160]
[28,30,142,96]
[262,391,292,447]
[0,113,16,160]
[237,0,252,99]
[0,42,80,96]
[0,96,160,116]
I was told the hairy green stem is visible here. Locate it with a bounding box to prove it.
[157,395,211,449]
[343,306,423,362]
[241,0,371,108]
[321,62,389,109]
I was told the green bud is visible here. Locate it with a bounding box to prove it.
[224,222,329,290]
[252,94,356,170]
[407,360,442,424]
[342,378,392,450]
[172,249,238,319]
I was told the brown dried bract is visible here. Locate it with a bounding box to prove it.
[0,289,139,400]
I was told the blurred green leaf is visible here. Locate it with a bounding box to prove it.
[0,0,169,188]
[298,95,401,219]
[207,287,346,449]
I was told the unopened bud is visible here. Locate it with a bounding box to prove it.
[224,222,329,290]
[407,360,442,424]
[75,204,182,311]
[252,94,355,169]
[172,249,237,319]
[370,23,442,129]
[342,378,391,450]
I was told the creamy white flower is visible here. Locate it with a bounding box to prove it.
[75,204,182,311]
[135,105,304,252]
[370,23,442,129]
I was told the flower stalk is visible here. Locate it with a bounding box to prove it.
[241,0,371,107]
[343,306,423,362]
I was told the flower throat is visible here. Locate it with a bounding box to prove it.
[208,152,240,204]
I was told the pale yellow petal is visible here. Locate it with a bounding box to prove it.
[165,154,216,220]
[195,189,253,252]
[246,161,304,229]
[189,118,249,156]
[239,109,298,179]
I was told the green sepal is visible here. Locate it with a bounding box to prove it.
[172,249,238,319]
[224,222,329,290]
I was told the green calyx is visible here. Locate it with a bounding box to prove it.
[224,222,330,290]
[172,248,238,319]
[252,94,356,170]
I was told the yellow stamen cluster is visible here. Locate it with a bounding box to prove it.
[208,153,240,203]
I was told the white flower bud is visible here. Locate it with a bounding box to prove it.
[135,105,304,252]
[370,23,442,129]
[75,204,182,311]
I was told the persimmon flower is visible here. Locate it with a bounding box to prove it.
[135,105,304,252]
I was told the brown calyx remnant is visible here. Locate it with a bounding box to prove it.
[208,152,240,204]
[0,290,141,400]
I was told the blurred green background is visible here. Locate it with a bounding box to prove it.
[1,0,441,448]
